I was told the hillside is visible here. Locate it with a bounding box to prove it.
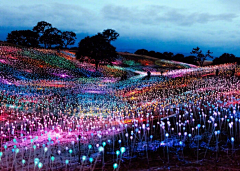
[118,52,197,71]
[0,45,196,84]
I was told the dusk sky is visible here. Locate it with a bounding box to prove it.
[1,0,240,57]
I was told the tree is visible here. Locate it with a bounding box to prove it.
[33,21,52,34]
[102,29,119,43]
[33,21,52,48]
[184,56,197,65]
[134,49,149,55]
[39,28,63,48]
[190,47,213,66]
[6,30,39,47]
[163,52,174,60]
[172,53,185,61]
[6,21,78,49]
[205,50,213,60]
[148,50,156,57]
[62,31,77,48]
[155,52,164,59]
[76,33,118,71]
[213,53,237,64]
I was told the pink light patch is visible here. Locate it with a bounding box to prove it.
[84,90,106,94]
[0,59,7,64]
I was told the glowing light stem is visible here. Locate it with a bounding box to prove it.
[239,120,240,140]
[166,133,169,163]
[197,126,199,163]
[91,152,100,171]
[216,133,218,160]
[28,146,32,171]
[5,148,9,171]
[112,131,115,162]
[102,148,105,171]
[130,133,136,166]
[117,153,122,171]
[145,128,149,166]
[11,150,17,171]
[231,137,234,157]
[204,126,215,158]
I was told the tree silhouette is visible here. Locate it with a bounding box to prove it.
[62,31,77,48]
[33,21,52,34]
[172,53,185,61]
[155,52,164,59]
[163,52,174,60]
[76,33,118,71]
[40,28,63,48]
[6,21,78,49]
[191,47,213,66]
[184,55,197,65]
[148,50,156,57]
[134,49,149,55]
[33,21,52,48]
[102,29,119,43]
[213,53,237,64]
[205,50,213,59]
[7,30,39,47]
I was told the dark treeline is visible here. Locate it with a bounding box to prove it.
[6,21,76,49]
[213,53,240,65]
[135,48,240,66]
[135,49,199,65]
[4,20,240,66]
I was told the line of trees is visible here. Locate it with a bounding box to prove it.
[6,21,76,49]
[213,53,240,65]
[5,21,239,68]
[135,48,240,66]
[134,49,198,65]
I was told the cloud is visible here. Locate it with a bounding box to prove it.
[1,2,238,36]
[101,4,238,26]
[0,3,97,33]
[1,1,240,56]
